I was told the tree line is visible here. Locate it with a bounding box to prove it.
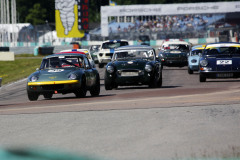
[16,0,237,25]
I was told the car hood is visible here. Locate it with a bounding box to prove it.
[36,68,78,81]
[163,51,188,57]
[112,60,149,70]
[188,55,199,60]
[100,48,115,53]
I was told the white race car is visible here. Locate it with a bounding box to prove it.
[96,40,129,68]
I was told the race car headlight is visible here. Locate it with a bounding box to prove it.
[200,60,208,67]
[68,74,77,80]
[30,76,38,82]
[145,64,152,72]
[107,66,114,73]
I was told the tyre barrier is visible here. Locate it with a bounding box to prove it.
[0,47,9,51]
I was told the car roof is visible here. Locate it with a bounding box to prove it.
[162,41,190,45]
[58,49,86,55]
[44,53,86,59]
[102,39,128,43]
[192,45,205,50]
[205,42,240,49]
[115,45,154,51]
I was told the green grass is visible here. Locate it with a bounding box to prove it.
[0,55,43,85]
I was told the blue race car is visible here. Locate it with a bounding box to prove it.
[199,42,240,82]
[187,45,205,74]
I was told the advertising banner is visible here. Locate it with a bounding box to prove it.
[55,0,89,38]
[101,1,240,37]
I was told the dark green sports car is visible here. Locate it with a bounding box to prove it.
[104,45,162,90]
[27,53,100,101]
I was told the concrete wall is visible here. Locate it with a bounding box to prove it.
[0,52,15,61]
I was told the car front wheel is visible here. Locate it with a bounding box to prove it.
[199,74,206,82]
[104,74,114,90]
[90,75,100,96]
[27,91,39,101]
[98,63,104,68]
[188,67,193,74]
[74,77,87,98]
[149,67,162,88]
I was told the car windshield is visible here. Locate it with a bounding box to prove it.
[204,46,240,55]
[40,56,84,69]
[139,36,150,41]
[167,44,190,52]
[90,45,100,51]
[191,49,203,56]
[113,49,155,61]
[102,41,128,49]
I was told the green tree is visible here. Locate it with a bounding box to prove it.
[16,0,239,24]
[25,3,47,25]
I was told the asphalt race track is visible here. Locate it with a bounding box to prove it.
[0,66,240,160]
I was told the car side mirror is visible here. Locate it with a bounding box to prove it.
[90,60,95,68]
[85,65,91,69]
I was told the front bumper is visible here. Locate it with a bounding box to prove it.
[98,58,112,64]
[189,65,199,71]
[161,58,187,66]
[107,71,152,86]
[27,80,81,93]
[199,71,240,79]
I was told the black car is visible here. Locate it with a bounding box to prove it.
[104,45,162,90]
[199,42,240,82]
[27,53,100,101]
[138,35,150,46]
[158,40,191,67]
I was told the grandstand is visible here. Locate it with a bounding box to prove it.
[92,1,240,43]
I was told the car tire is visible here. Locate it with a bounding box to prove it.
[104,74,113,90]
[27,91,39,101]
[43,93,53,99]
[90,74,100,96]
[113,83,118,89]
[99,63,104,68]
[199,74,206,82]
[157,73,163,88]
[74,77,87,98]
[149,67,162,88]
[188,67,193,74]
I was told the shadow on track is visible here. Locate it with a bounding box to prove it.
[41,94,116,101]
[162,67,187,70]
[114,85,181,90]
[204,79,240,83]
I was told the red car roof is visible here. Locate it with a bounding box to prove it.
[56,51,86,55]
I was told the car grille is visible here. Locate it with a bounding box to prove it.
[167,57,186,61]
[105,53,112,57]
[118,70,142,77]
[40,84,64,90]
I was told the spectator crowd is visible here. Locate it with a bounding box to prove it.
[109,14,225,34]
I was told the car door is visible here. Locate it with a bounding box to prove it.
[83,57,96,87]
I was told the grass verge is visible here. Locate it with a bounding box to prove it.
[0,54,43,85]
